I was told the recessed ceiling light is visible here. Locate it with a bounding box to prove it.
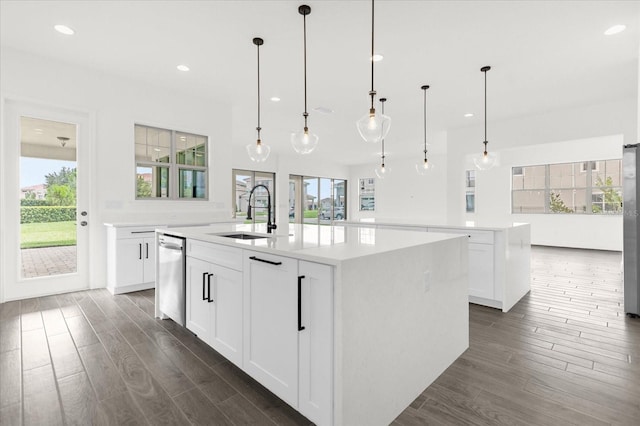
[371,54,384,62]
[313,106,334,114]
[34,128,43,133]
[464,113,474,118]
[54,24,75,35]
[604,24,626,35]
[177,64,190,72]
[270,97,281,102]
[180,136,186,141]
[153,148,162,152]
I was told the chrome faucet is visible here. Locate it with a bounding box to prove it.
[246,184,277,234]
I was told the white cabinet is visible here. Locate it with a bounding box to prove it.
[242,252,333,425]
[106,226,157,294]
[182,242,335,425]
[243,251,299,408]
[467,243,494,299]
[298,261,333,426]
[186,244,243,367]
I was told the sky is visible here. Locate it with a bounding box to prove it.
[20,157,77,188]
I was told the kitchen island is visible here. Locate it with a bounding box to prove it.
[155,223,469,426]
[344,219,531,312]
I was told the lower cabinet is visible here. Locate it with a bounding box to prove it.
[243,252,300,407]
[106,225,156,294]
[467,243,494,299]
[185,256,243,367]
[185,244,334,425]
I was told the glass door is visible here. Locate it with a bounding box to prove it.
[2,100,91,301]
[20,117,78,278]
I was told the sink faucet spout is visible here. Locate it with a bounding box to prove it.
[246,184,277,234]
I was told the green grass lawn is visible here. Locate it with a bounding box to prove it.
[21,221,76,249]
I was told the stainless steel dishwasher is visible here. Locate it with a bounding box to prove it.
[157,233,186,326]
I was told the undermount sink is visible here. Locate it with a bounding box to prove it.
[208,232,270,240]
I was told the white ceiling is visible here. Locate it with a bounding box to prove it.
[1,1,638,165]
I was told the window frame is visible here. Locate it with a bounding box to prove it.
[135,124,209,201]
[511,159,622,215]
[289,174,348,224]
[232,169,276,225]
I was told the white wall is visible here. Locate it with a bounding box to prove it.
[447,98,637,251]
[1,48,233,295]
[347,153,448,224]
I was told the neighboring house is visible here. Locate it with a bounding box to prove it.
[20,184,46,200]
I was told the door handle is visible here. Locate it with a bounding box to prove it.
[80,221,88,226]
[298,275,306,331]
[202,272,208,301]
[80,211,88,216]
[145,243,149,259]
[139,243,142,259]
[207,274,214,303]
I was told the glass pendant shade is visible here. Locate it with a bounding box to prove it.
[415,158,434,175]
[356,111,391,143]
[246,140,270,162]
[291,129,319,154]
[473,151,498,170]
[374,163,389,179]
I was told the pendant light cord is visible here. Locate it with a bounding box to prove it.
[303,9,309,128]
[422,85,429,160]
[369,0,375,111]
[256,42,261,138]
[380,98,386,165]
[484,68,487,144]
[481,66,490,154]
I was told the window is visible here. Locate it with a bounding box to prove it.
[232,169,275,224]
[135,124,208,199]
[511,160,622,214]
[465,170,475,213]
[289,175,347,224]
[359,178,375,211]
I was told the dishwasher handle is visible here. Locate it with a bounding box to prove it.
[159,242,183,251]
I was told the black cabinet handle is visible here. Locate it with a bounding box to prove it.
[298,275,306,331]
[145,243,149,259]
[249,256,282,266]
[139,243,142,260]
[207,274,214,303]
[202,272,208,301]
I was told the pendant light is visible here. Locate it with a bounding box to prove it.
[473,65,497,170]
[356,0,391,144]
[246,37,271,162]
[415,85,433,175]
[374,97,389,179]
[291,5,319,155]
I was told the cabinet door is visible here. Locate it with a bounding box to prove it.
[116,238,144,286]
[468,243,495,299]
[243,252,299,408]
[186,257,212,345]
[298,261,333,426]
[209,264,243,368]
[142,237,156,283]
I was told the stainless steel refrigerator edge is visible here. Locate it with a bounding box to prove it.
[623,144,640,316]
[156,233,186,326]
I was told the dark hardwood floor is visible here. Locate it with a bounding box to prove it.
[1,246,639,425]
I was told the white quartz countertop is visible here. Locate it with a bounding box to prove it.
[157,223,465,266]
[104,219,237,228]
[345,218,529,231]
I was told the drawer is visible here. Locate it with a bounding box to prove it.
[115,226,159,239]
[187,239,243,271]
[428,227,494,245]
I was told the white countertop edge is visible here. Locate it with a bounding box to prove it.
[344,220,530,231]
